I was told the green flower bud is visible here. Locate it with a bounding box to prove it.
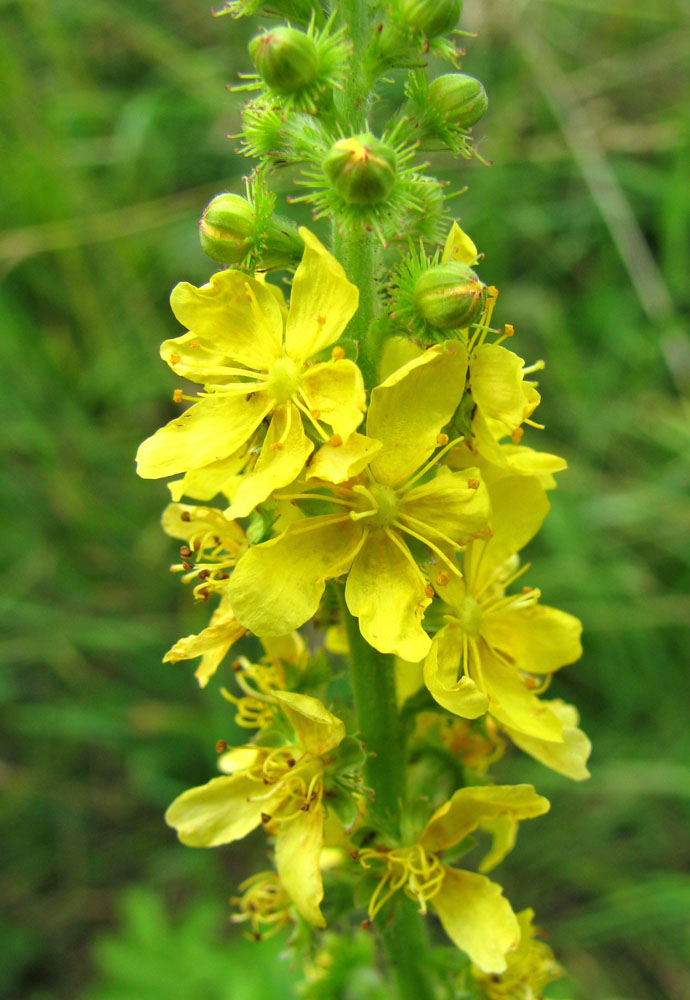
[248,26,319,94]
[323,134,397,206]
[414,261,487,330]
[199,193,303,269]
[429,73,488,129]
[400,0,462,38]
[200,193,254,264]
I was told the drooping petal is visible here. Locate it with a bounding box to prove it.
[274,805,326,927]
[136,392,273,479]
[442,222,480,266]
[478,814,518,873]
[421,783,549,853]
[306,433,383,484]
[401,466,490,548]
[165,774,278,847]
[504,699,591,781]
[170,270,283,371]
[367,343,468,487]
[168,451,248,503]
[423,625,489,719]
[226,404,313,518]
[228,516,363,636]
[284,228,359,365]
[470,344,529,432]
[164,614,245,688]
[345,529,432,662]
[299,359,366,439]
[273,690,345,756]
[476,645,563,741]
[432,867,519,974]
[501,444,567,482]
[482,603,583,676]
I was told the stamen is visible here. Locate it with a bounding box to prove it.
[393,520,463,580]
[294,392,330,441]
[398,436,466,495]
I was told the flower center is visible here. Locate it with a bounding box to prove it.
[459,595,483,637]
[267,356,300,404]
[366,482,399,528]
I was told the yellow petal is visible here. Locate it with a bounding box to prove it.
[378,335,423,382]
[260,631,305,666]
[306,432,382,484]
[476,645,563,741]
[470,344,529,432]
[367,342,468,487]
[217,747,261,774]
[273,690,345,756]
[442,222,479,266]
[300,359,366,439]
[136,392,273,479]
[275,805,326,927]
[170,270,283,371]
[168,452,248,503]
[421,784,550,853]
[502,444,567,482]
[504,699,591,781]
[226,404,313,518]
[478,815,518,873]
[463,476,550,591]
[345,529,432,661]
[160,331,235,383]
[482,604,582,675]
[284,228,359,365]
[423,626,489,719]
[432,868,519,974]
[163,597,245,688]
[228,516,362,636]
[165,774,277,847]
[401,466,490,548]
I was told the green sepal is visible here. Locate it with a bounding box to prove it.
[325,783,361,829]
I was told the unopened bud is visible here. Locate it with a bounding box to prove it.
[200,193,303,269]
[429,73,488,129]
[200,194,254,265]
[414,261,487,330]
[400,0,462,38]
[323,134,397,206]
[248,27,319,94]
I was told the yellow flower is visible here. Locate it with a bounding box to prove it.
[472,908,564,999]
[358,784,549,973]
[220,631,308,729]
[424,475,584,749]
[228,343,490,661]
[160,502,248,685]
[136,229,364,516]
[231,871,292,941]
[165,690,346,927]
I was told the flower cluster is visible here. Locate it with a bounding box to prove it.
[138,2,588,996]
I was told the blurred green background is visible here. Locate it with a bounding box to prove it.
[2,0,689,997]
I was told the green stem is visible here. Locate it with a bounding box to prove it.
[330,0,380,389]
[338,588,404,827]
[338,591,437,1000]
[329,7,437,999]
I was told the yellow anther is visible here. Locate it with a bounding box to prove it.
[436,433,449,446]
[511,427,524,444]
[435,571,451,587]
[328,434,343,448]
[331,345,345,360]
[424,584,435,598]
[170,353,181,365]
[467,477,480,490]
[504,323,514,337]
[173,388,184,403]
